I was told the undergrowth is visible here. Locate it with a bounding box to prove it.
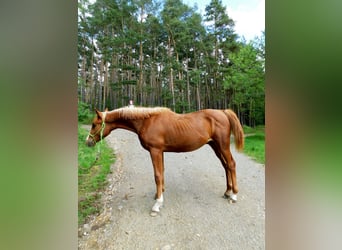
[243,125,265,164]
[78,125,115,225]
[78,101,94,124]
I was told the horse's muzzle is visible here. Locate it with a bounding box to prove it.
[86,139,95,147]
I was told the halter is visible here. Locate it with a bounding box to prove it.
[88,112,107,144]
[88,121,105,143]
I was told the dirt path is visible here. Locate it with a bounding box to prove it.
[79,129,265,250]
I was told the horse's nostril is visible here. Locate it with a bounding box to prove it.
[86,140,95,147]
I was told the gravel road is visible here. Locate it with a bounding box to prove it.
[79,129,265,250]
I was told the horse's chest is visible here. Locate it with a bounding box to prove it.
[138,131,161,149]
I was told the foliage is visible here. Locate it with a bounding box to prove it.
[224,38,265,126]
[78,101,93,124]
[243,125,265,164]
[78,0,265,126]
[78,125,115,225]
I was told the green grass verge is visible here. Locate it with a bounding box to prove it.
[243,125,265,164]
[78,125,115,225]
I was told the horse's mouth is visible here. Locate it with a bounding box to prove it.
[86,139,95,147]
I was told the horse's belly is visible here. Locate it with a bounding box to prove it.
[164,138,207,152]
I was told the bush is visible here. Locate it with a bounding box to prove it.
[78,102,93,124]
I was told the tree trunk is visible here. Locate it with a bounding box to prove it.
[103,60,108,110]
[138,5,144,105]
[99,60,104,109]
[186,66,190,111]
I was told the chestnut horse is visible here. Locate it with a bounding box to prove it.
[86,107,244,214]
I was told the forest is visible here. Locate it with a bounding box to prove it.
[78,0,265,126]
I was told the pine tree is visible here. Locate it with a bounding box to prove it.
[77,0,264,125]
[204,0,238,109]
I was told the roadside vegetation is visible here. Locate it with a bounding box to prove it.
[78,101,94,124]
[243,125,265,164]
[78,104,115,225]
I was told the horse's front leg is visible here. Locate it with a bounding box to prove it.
[149,148,164,214]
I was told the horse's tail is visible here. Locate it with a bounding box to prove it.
[223,109,244,151]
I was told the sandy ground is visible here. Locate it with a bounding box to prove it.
[79,128,265,250]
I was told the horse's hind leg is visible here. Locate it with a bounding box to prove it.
[221,148,238,202]
[208,141,233,198]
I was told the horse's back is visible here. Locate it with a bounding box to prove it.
[153,109,230,133]
[140,110,213,151]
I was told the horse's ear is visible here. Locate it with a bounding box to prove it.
[104,108,108,112]
[95,109,102,120]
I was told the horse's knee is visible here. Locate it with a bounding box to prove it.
[154,174,163,184]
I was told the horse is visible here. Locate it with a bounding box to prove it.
[86,106,244,215]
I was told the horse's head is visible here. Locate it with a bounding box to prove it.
[86,108,110,147]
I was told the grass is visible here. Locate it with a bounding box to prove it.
[242,125,265,164]
[78,125,115,225]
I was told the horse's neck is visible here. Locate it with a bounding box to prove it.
[117,121,137,133]
[108,117,143,134]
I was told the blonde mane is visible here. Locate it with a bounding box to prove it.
[112,106,171,120]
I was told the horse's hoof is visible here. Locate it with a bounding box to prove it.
[223,192,237,203]
[150,211,158,217]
